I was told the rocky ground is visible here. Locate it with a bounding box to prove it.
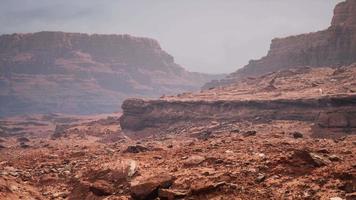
[0,115,355,200]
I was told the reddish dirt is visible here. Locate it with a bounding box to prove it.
[0,116,355,200]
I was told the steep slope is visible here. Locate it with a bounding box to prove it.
[0,31,221,116]
[204,0,356,89]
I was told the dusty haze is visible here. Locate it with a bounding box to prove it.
[0,0,343,73]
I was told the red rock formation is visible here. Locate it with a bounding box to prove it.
[0,31,221,116]
[120,64,356,138]
[204,0,356,89]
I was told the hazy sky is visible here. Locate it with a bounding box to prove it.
[0,0,343,74]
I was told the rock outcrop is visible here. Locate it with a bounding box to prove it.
[0,31,221,116]
[204,0,356,89]
[120,95,356,138]
[120,64,356,138]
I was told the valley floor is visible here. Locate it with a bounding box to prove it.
[0,116,355,200]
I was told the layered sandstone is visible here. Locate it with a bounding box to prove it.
[204,0,356,89]
[0,31,221,116]
[120,64,356,138]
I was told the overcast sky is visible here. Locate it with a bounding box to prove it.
[0,0,343,74]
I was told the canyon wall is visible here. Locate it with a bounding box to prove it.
[0,32,221,116]
[204,0,356,89]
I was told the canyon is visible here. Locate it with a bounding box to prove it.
[0,0,356,200]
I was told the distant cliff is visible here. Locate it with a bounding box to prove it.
[0,32,221,116]
[203,0,356,89]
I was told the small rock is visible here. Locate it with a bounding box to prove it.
[50,168,58,173]
[9,171,19,177]
[127,160,138,177]
[0,171,8,176]
[153,155,162,160]
[328,154,341,162]
[63,170,71,175]
[8,185,18,192]
[258,153,266,158]
[255,173,266,183]
[52,192,68,198]
[167,144,173,148]
[292,132,303,139]
[4,166,16,172]
[230,128,240,133]
[124,145,149,153]
[225,150,234,154]
[183,155,206,166]
[158,188,188,199]
[105,148,116,153]
[309,153,331,166]
[242,130,256,137]
[317,148,330,154]
[19,142,30,148]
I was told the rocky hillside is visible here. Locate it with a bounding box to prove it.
[204,0,356,89]
[0,31,221,116]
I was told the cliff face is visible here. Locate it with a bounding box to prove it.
[0,31,221,116]
[204,0,356,89]
[120,95,356,139]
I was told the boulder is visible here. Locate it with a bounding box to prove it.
[130,174,175,200]
[292,150,331,167]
